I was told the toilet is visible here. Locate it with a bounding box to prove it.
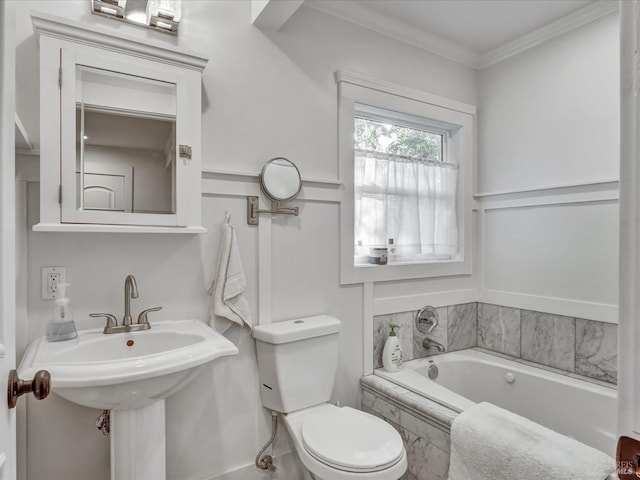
[253,315,407,480]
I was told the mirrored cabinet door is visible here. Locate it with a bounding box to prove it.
[33,12,207,233]
[60,49,186,226]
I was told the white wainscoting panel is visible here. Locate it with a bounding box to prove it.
[374,289,478,316]
[479,184,618,323]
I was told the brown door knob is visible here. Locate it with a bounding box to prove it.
[7,369,51,409]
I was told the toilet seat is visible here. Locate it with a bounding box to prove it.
[300,406,404,473]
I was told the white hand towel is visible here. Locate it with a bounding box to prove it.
[208,220,252,333]
[448,402,615,480]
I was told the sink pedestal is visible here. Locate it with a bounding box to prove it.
[18,319,240,480]
[111,400,167,480]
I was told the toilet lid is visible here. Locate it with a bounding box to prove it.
[301,406,404,473]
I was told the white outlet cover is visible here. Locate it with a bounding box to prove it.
[42,266,66,300]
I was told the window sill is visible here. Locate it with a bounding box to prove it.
[341,257,471,285]
[355,257,458,267]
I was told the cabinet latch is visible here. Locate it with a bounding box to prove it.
[179,145,192,160]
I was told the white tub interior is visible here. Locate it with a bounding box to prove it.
[375,349,617,456]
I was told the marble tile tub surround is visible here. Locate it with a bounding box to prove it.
[575,318,618,384]
[373,302,617,384]
[482,306,618,384]
[477,303,520,357]
[360,375,455,480]
[520,310,576,372]
[373,303,477,369]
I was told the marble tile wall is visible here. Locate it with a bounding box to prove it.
[477,303,520,356]
[520,311,576,372]
[373,302,617,384]
[361,386,452,480]
[373,303,477,369]
[575,318,617,383]
[477,303,617,384]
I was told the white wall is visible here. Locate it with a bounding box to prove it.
[15,2,478,479]
[478,13,619,194]
[477,13,619,323]
[14,2,619,478]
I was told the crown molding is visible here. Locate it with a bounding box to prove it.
[479,1,619,69]
[305,0,480,69]
[30,11,208,71]
[305,0,619,70]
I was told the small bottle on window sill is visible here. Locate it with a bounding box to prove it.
[387,238,396,263]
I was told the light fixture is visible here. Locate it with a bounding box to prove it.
[146,0,181,33]
[126,10,147,24]
[90,0,182,35]
[92,0,126,19]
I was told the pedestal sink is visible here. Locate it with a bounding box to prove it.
[19,319,238,480]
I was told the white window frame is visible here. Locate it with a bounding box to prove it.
[337,71,476,284]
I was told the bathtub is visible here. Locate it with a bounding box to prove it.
[375,349,617,456]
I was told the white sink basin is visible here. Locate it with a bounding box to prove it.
[19,319,238,410]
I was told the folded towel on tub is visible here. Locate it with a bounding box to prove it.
[447,402,615,480]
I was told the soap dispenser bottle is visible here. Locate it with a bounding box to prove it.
[46,282,78,342]
[382,323,403,372]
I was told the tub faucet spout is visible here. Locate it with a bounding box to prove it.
[423,337,445,353]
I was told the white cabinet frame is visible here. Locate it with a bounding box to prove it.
[32,12,208,233]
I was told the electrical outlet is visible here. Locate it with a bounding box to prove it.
[47,272,61,295]
[42,267,66,300]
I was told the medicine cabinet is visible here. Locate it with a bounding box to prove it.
[31,12,208,233]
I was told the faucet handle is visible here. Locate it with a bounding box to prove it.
[137,307,162,325]
[90,313,118,333]
[416,306,439,333]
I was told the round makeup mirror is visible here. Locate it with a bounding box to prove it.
[259,157,302,203]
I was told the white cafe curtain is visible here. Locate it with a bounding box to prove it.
[354,149,459,261]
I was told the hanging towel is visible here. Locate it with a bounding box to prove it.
[208,213,252,333]
[448,402,615,480]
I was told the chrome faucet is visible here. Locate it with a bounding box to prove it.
[123,274,139,326]
[90,275,162,334]
[423,337,445,353]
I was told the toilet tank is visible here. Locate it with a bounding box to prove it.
[253,315,341,413]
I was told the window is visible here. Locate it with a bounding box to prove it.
[337,71,475,284]
[354,111,459,264]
